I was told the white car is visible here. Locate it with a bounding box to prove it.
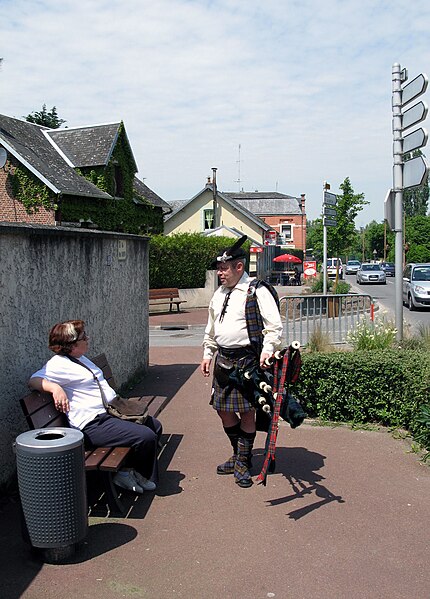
[326,258,344,279]
[402,263,430,310]
[356,263,386,285]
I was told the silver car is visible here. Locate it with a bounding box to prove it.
[356,263,386,285]
[346,260,361,274]
[402,263,430,311]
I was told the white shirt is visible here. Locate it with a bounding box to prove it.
[30,354,117,430]
[203,273,283,360]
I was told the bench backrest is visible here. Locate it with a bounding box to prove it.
[21,353,114,430]
[149,288,179,300]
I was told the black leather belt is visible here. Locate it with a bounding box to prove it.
[217,345,253,359]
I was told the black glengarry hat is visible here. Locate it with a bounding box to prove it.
[211,235,248,268]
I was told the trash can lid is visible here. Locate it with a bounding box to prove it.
[15,428,84,452]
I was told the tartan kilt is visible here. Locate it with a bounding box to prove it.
[210,352,257,413]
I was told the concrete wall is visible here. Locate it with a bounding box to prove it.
[149,270,218,312]
[0,223,149,486]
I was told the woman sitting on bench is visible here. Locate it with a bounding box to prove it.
[28,319,162,494]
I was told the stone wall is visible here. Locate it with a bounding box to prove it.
[0,223,149,487]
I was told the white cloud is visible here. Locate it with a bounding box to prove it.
[1,0,430,224]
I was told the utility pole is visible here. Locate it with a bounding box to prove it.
[322,181,337,295]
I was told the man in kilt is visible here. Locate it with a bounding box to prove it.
[201,236,283,488]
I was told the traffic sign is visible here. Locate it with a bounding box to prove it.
[402,127,428,154]
[402,100,428,131]
[250,246,263,253]
[323,191,337,205]
[323,207,337,217]
[401,73,428,107]
[403,155,429,189]
[384,189,395,230]
[323,217,337,227]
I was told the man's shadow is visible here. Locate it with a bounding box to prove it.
[253,446,345,520]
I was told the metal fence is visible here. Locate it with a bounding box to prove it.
[280,293,375,346]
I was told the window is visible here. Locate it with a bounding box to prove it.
[203,208,214,230]
[280,224,292,242]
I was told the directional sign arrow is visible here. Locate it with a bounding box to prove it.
[403,127,428,154]
[324,207,337,217]
[401,73,428,107]
[323,191,337,206]
[402,101,428,131]
[384,189,395,230]
[403,155,429,189]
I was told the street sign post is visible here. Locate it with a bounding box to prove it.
[392,63,429,342]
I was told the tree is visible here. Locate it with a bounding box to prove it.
[306,218,324,260]
[328,177,368,258]
[405,215,430,262]
[25,104,66,128]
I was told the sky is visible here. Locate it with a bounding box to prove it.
[1,0,429,226]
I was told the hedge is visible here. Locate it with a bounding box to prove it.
[149,233,251,289]
[294,349,430,448]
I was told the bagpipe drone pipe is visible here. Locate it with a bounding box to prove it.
[229,341,305,485]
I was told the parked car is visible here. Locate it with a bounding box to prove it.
[402,263,430,310]
[356,263,386,285]
[326,258,344,279]
[380,261,395,276]
[345,260,361,275]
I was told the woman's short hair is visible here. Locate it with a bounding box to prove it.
[48,320,85,355]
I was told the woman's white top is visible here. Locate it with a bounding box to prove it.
[30,354,117,430]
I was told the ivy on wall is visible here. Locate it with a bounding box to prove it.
[10,164,57,214]
[62,122,164,234]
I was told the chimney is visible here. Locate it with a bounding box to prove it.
[300,193,306,213]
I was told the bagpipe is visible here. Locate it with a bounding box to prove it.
[229,341,305,485]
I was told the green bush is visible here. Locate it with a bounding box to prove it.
[149,233,250,289]
[310,274,332,293]
[294,349,430,450]
[332,280,351,294]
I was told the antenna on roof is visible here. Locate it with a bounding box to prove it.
[235,144,242,192]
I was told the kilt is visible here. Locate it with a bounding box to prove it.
[210,347,258,413]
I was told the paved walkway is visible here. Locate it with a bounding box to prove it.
[1,296,429,598]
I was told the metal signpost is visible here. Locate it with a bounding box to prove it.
[322,184,337,295]
[391,64,429,341]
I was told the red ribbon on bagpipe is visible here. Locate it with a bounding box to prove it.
[256,341,302,486]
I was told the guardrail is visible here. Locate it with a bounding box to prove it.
[279,293,375,346]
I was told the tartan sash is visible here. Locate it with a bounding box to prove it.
[245,279,280,356]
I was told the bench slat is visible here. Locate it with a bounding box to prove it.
[85,447,113,471]
[98,447,132,472]
[146,396,170,418]
[20,391,54,416]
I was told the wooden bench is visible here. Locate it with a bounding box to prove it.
[149,288,186,312]
[20,353,169,515]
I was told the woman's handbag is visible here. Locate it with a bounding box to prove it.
[67,356,148,424]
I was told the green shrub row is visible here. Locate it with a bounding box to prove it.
[294,349,430,449]
[149,233,250,289]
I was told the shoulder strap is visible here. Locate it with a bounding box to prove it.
[66,355,109,409]
[245,279,280,355]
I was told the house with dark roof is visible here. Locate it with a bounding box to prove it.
[0,114,170,233]
[223,191,307,252]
